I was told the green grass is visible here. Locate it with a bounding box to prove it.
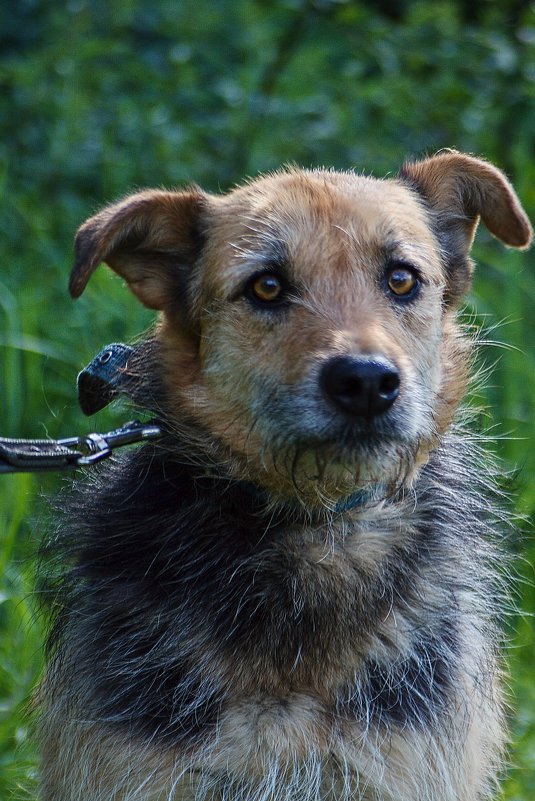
[0,473,41,800]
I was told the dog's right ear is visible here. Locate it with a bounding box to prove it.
[69,189,208,310]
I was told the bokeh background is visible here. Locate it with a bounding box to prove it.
[1,1,534,797]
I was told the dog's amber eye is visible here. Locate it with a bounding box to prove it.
[250,274,284,303]
[386,266,419,297]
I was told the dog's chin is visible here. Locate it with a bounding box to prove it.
[250,428,423,511]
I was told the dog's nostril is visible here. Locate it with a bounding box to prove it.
[378,371,400,399]
[320,356,400,419]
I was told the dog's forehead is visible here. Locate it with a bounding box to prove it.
[207,169,443,283]
[230,170,432,234]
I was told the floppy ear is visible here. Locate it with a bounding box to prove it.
[69,189,208,310]
[399,151,532,302]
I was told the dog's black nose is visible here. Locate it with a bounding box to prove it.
[320,356,400,419]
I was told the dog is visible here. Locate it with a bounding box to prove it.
[38,151,532,801]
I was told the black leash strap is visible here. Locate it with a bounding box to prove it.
[0,420,162,474]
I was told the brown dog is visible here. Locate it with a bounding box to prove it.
[39,152,532,801]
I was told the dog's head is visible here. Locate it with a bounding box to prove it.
[70,152,531,508]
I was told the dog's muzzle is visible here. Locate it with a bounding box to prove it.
[320,355,400,420]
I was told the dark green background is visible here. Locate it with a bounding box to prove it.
[1,1,534,797]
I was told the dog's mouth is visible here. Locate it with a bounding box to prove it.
[249,419,423,511]
[251,364,439,506]
[263,387,421,457]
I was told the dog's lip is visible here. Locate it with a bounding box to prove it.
[287,430,408,468]
[307,416,405,447]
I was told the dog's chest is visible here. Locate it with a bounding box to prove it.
[151,691,422,801]
[82,500,425,730]
[195,527,399,690]
[73,467,452,795]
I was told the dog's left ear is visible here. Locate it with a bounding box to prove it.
[399,151,532,301]
[69,189,208,310]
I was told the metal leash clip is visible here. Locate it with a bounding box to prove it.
[0,420,162,473]
[58,420,162,466]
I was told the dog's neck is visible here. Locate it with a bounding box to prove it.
[235,478,386,516]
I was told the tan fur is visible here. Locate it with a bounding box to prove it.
[40,153,532,801]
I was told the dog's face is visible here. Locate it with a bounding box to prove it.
[70,153,531,507]
[176,173,447,496]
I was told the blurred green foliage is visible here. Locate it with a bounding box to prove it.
[1,0,534,797]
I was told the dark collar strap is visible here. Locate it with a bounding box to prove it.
[236,479,384,514]
[77,342,135,415]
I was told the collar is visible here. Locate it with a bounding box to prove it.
[236,479,383,515]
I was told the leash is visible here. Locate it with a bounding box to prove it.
[0,343,162,474]
[0,420,162,474]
